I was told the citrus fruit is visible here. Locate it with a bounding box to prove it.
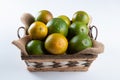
[68,21,89,38]
[35,10,53,24]
[45,33,68,55]
[58,15,71,27]
[72,11,90,24]
[26,40,44,55]
[47,18,68,36]
[68,34,92,53]
[28,21,48,40]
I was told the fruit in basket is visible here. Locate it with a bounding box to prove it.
[35,10,53,24]
[47,18,68,36]
[26,40,44,55]
[72,11,90,24]
[28,21,48,40]
[58,15,71,27]
[68,21,89,39]
[20,10,93,55]
[68,34,92,53]
[45,33,68,55]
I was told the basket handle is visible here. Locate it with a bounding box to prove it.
[17,26,26,39]
[89,25,98,40]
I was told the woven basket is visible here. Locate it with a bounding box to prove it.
[12,25,104,72]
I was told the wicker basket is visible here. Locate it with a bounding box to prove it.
[12,25,104,72]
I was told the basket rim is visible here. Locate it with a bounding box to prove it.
[21,53,98,60]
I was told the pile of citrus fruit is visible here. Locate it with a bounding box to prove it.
[24,10,93,55]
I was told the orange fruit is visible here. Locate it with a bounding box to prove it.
[28,21,48,40]
[26,40,44,55]
[47,18,68,36]
[68,34,92,53]
[58,15,71,27]
[72,11,90,24]
[35,10,53,24]
[45,33,68,55]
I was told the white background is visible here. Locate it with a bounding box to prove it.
[0,0,120,80]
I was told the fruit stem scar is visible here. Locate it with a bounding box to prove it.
[39,27,43,30]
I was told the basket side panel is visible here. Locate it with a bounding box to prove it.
[24,59,94,72]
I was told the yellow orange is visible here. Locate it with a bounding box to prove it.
[45,33,68,55]
[28,21,48,40]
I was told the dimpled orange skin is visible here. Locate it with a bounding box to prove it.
[35,10,53,24]
[45,33,68,55]
[28,21,48,40]
[58,15,71,27]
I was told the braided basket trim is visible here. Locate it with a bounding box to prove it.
[26,60,90,68]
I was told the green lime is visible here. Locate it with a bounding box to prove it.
[72,11,90,24]
[68,21,89,39]
[68,34,92,53]
[46,18,68,36]
[26,40,44,55]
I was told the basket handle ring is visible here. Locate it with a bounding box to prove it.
[89,25,98,40]
[17,26,25,39]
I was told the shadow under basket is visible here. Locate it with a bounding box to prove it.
[12,35,104,72]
